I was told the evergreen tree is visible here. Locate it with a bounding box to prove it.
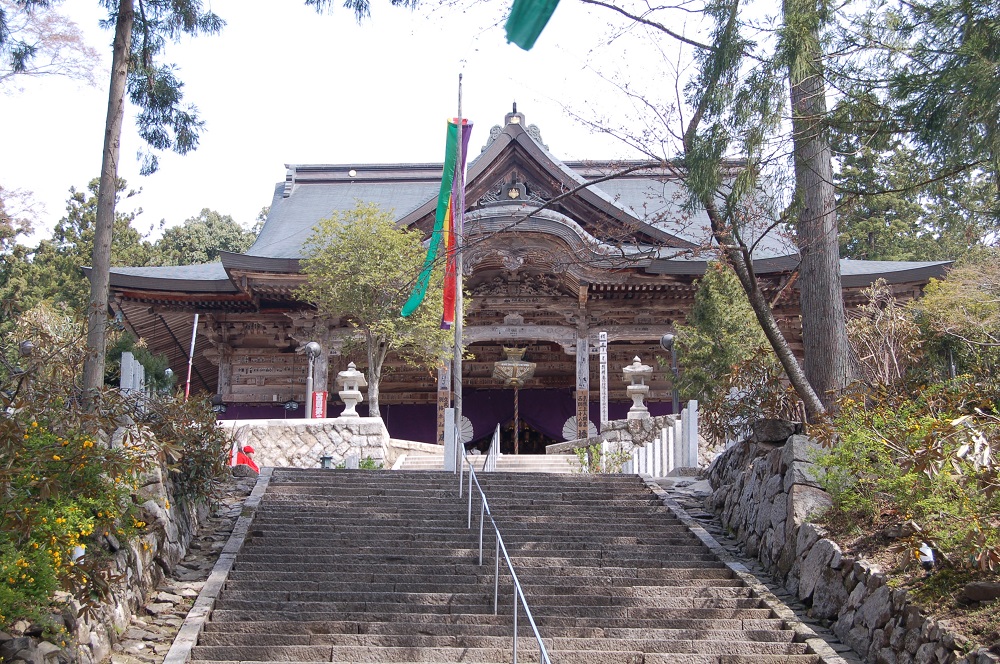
[837,144,995,262]
[0,178,153,316]
[153,208,256,266]
[674,262,771,402]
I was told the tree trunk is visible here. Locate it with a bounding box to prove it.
[365,335,386,419]
[704,200,827,421]
[784,0,850,409]
[82,0,134,405]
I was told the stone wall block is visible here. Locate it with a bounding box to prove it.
[921,619,940,642]
[975,650,1000,664]
[879,647,900,664]
[798,537,841,600]
[892,588,909,612]
[769,493,787,530]
[788,484,833,529]
[860,585,894,630]
[782,434,824,466]
[796,522,823,559]
[916,643,938,664]
[845,571,869,614]
[872,628,889,659]
[763,474,784,501]
[811,565,850,619]
[767,447,783,475]
[834,608,857,642]
[845,625,873,656]
[868,570,887,591]
[776,527,799,577]
[751,419,800,444]
[785,460,823,492]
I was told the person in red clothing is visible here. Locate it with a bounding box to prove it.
[233,444,260,473]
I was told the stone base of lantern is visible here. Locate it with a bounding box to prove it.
[627,384,650,420]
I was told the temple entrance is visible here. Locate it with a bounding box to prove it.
[498,419,558,454]
[466,418,560,455]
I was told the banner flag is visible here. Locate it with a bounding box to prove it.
[401,118,472,319]
[505,0,561,51]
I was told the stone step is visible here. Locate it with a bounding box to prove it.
[245,520,695,535]
[200,619,790,637]
[190,657,820,664]
[189,642,809,663]
[224,569,743,586]
[228,563,736,580]
[216,590,764,610]
[221,581,753,598]
[242,529,702,546]
[229,556,728,572]
[233,545,720,562]
[207,607,776,623]
[193,632,803,651]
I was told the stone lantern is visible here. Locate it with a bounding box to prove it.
[336,362,367,417]
[623,356,653,420]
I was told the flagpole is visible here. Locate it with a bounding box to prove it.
[453,72,464,461]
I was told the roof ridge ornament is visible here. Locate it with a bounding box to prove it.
[481,105,548,152]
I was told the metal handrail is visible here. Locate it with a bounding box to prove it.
[461,454,553,664]
[484,423,500,472]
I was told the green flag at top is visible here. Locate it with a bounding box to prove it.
[505,0,561,50]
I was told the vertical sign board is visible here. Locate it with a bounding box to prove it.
[312,391,328,419]
[436,364,450,446]
[598,332,608,432]
[576,334,590,441]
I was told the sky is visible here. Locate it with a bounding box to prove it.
[0,0,689,242]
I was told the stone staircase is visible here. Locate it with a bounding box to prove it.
[184,468,825,664]
[398,451,578,474]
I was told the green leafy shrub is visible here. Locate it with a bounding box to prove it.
[701,347,805,445]
[818,376,1000,571]
[573,443,631,474]
[140,394,234,500]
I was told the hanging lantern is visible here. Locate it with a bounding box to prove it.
[493,347,536,454]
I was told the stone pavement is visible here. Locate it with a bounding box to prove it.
[108,475,257,664]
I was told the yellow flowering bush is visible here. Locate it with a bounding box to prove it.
[0,418,148,627]
[0,304,232,631]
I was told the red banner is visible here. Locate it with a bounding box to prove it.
[312,391,327,419]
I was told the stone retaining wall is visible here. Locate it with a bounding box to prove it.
[705,433,998,664]
[220,417,390,469]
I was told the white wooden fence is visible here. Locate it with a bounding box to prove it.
[621,400,699,476]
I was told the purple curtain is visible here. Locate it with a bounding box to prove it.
[220,390,674,446]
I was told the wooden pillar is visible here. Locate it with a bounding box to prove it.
[216,345,232,398]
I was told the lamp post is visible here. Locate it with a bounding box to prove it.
[304,341,321,419]
[660,333,679,415]
[492,347,536,454]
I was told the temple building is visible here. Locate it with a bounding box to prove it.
[106,108,950,450]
